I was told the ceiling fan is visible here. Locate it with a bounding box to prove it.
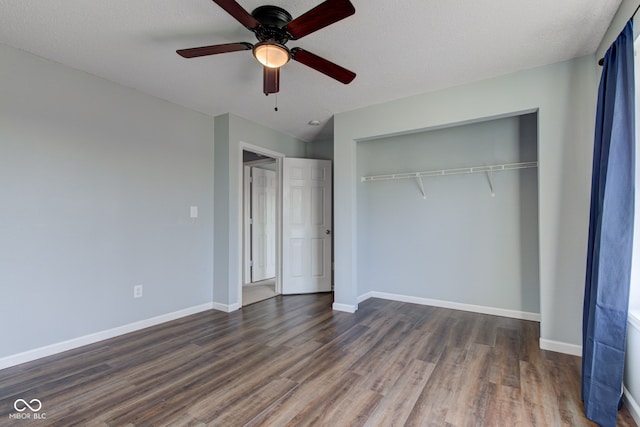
[177,0,356,95]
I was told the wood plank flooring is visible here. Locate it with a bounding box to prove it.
[0,294,636,426]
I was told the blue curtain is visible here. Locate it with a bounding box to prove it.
[582,19,635,427]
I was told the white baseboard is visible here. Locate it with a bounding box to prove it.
[212,301,241,313]
[624,385,640,425]
[539,338,582,356]
[357,292,373,304]
[361,291,541,322]
[358,292,584,357]
[0,302,214,370]
[332,303,357,313]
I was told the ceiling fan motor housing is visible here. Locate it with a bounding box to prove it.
[251,6,293,44]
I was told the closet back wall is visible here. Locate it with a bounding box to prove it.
[357,114,539,316]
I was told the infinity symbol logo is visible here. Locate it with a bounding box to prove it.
[14,399,42,412]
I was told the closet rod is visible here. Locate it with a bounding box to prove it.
[361,161,538,182]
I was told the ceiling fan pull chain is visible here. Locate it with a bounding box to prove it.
[274,93,278,112]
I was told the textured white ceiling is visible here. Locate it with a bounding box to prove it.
[0,0,621,142]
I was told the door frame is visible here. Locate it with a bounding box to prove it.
[238,142,285,306]
[243,161,277,284]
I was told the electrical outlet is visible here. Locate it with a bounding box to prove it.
[134,285,143,298]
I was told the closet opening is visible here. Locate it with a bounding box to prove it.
[356,112,540,321]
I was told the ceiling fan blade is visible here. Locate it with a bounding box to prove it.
[177,42,253,58]
[284,0,355,40]
[291,48,355,84]
[263,67,280,94]
[211,0,260,29]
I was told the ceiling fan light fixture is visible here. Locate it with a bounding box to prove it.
[253,42,290,68]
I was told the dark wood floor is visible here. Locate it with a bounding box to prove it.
[0,294,636,426]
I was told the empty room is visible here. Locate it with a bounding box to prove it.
[1,0,640,425]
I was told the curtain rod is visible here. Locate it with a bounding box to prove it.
[598,3,640,65]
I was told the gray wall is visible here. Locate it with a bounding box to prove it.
[335,55,599,349]
[0,44,214,358]
[306,138,334,160]
[356,114,539,314]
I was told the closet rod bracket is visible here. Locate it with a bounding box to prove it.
[415,175,426,199]
[487,170,495,197]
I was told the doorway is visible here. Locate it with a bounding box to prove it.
[242,149,280,306]
[238,143,334,308]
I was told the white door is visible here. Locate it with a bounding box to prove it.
[282,158,332,294]
[251,167,276,282]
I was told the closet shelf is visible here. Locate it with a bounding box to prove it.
[360,161,538,182]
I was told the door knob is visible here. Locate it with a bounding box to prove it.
[326,229,331,235]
